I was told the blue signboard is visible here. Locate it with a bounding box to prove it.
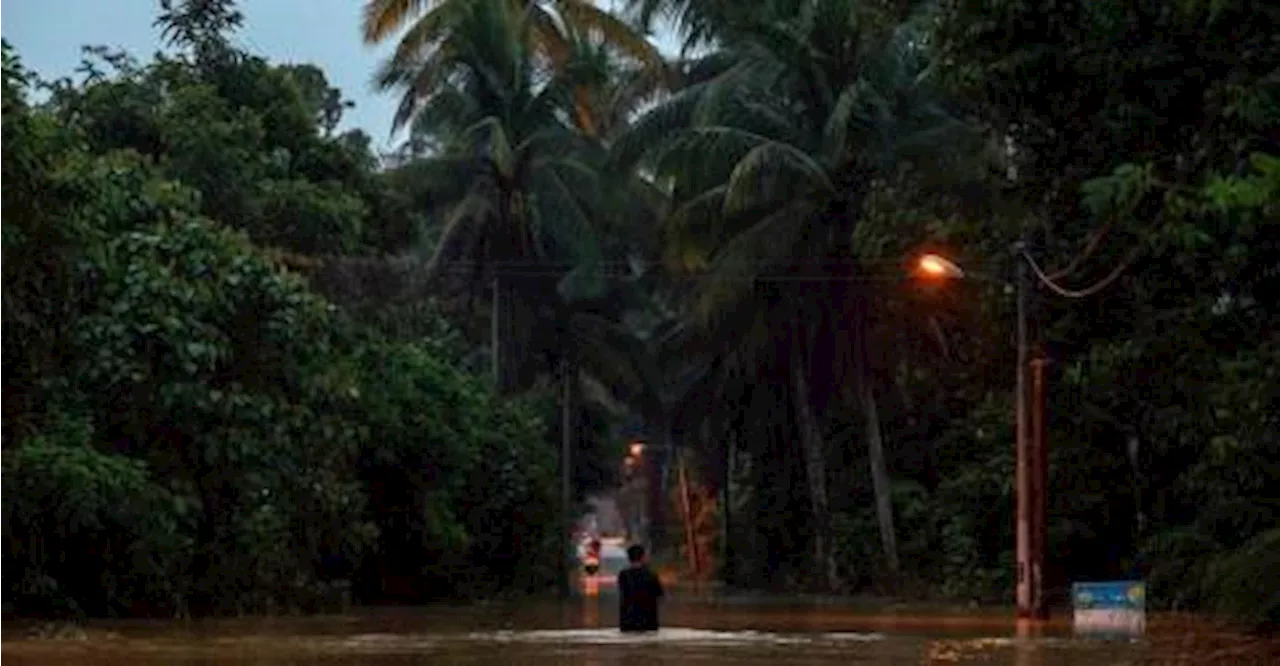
[1072,581,1145,610]
[1072,581,1146,637]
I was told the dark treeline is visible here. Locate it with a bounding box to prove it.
[2,0,1277,627]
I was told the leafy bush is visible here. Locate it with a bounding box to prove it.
[353,339,558,599]
[1203,527,1280,628]
[46,212,375,613]
[2,417,191,617]
[3,40,563,614]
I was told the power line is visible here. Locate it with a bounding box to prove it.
[406,258,1009,269]
[481,273,916,282]
[1022,245,1141,299]
[424,265,970,282]
[271,250,1011,281]
[438,265,1006,282]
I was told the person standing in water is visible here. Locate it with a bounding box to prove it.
[617,544,664,632]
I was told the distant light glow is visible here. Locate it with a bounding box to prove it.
[630,442,645,457]
[918,254,965,279]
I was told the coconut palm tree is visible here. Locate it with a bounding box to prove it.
[364,0,663,65]
[621,0,749,55]
[372,0,618,392]
[365,0,668,137]
[373,5,686,584]
[373,3,681,598]
[615,0,982,588]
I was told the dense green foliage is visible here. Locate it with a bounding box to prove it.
[921,0,1280,622]
[1,23,561,616]
[612,0,1278,626]
[4,0,1277,628]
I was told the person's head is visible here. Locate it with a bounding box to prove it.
[626,544,646,565]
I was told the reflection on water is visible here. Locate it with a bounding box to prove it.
[464,627,886,645]
[4,597,1278,666]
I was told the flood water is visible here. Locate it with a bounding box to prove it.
[5,592,1277,665]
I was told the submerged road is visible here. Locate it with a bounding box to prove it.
[4,595,1277,665]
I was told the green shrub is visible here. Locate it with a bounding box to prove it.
[2,417,192,616]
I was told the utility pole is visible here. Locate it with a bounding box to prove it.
[1004,128,1045,619]
[1030,352,1050,620]
[1014,238,1049,620]
[560,357,573,597]
[1013,238,1033,619]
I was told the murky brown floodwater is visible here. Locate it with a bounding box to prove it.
[4,593,1277,665]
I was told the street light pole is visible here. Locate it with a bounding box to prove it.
[1014,240,1033,619]
[1030,351,1050,621]
[918,247,1048,619]
[1014,239,1050,620]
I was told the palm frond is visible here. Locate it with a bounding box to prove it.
[676,49,739,83]
[408,85,481,143]
[664,184,726,236]
[661,184,727,270]
[723,139,835,214]
[534,161,600,258]
[688,57,756,127]
[609,81,709,169]
[382,1,473,73]
[555,0,666,71]
[389,154,483,206]
[375,47,457,131]
[459,115,515,177]
[528,7,573,70]
[659,125,820,200]
[422,192,497,281]
[695,198,816,324]
[362,0,430,44]
[821,80,868,165]
[622,0,745,55]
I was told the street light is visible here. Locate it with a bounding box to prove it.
[915,246,1049,621]
[917,253,966,280]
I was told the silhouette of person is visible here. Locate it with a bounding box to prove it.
[617,544,664,632]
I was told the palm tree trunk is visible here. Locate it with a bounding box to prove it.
[723,430,736,585]
[559,355,574,596]
[791,338,838,592]
[850,292,899,580]
[856,354,899,578]
[491,277,501,388]
[491,276,520,393]
[677,451,701,578]
[646,418,671,552]
[491,184,527,394]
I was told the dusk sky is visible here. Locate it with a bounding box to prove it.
[3,0,680,152]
